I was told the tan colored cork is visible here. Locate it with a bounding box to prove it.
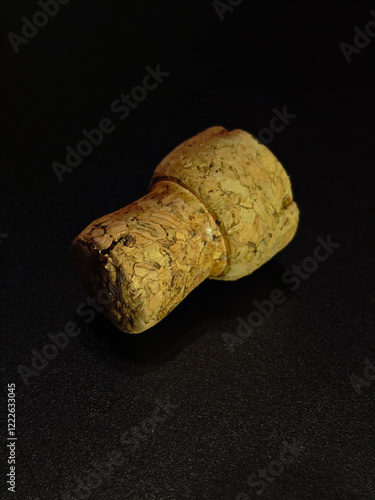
[72,127,299,333]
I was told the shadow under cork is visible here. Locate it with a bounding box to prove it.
[79,259,287,367]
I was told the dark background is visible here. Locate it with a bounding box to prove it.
[1,1,375,499]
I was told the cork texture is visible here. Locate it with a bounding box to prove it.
[72,127,299,333]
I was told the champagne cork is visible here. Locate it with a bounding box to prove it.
[72,127,299,333]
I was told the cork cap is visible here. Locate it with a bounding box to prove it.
[152,126,299,280]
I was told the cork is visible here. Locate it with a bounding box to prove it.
[72,127,299,333]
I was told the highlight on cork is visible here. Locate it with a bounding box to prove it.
[72,127,299,333]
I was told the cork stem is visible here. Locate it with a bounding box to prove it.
[72,180,228,333]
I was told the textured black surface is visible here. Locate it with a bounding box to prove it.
[1,1,375,499]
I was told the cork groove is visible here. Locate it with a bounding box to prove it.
[151,175,232,277]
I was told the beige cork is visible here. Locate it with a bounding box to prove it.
[72,127,299,333]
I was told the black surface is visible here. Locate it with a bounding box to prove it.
[1,1,375,499]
